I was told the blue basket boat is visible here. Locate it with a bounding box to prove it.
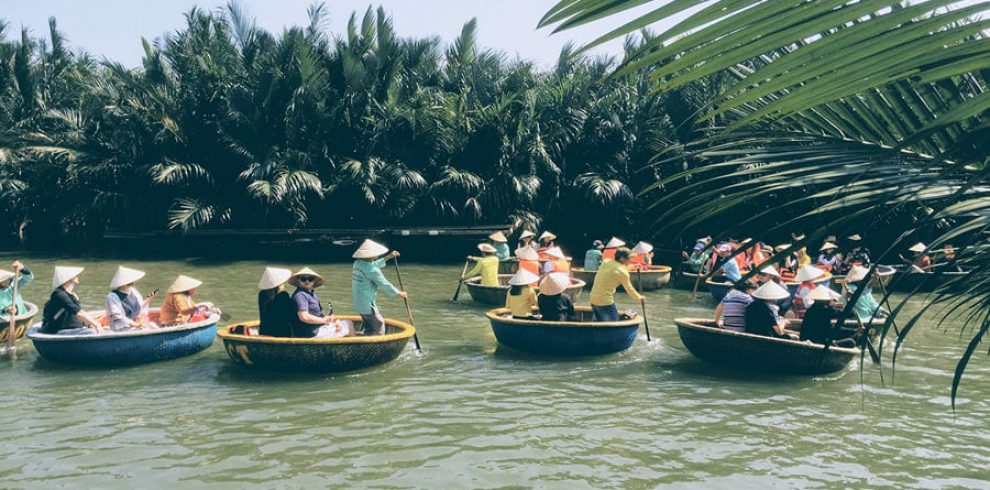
[486,305,642,356]
[26,308,220,367]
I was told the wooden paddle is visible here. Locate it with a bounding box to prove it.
[6,269,18,351]
[640,297,651,342]
[392,258,422,351]
[451,260,470,302]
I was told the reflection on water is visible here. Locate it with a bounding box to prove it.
[1,254,988,488]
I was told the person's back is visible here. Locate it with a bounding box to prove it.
[584,248,603,271]
[41,288,86,334]
[745,300,778,337]
[538,292,575,322]
[720,289,753,332]
[505,285,537,319]
[258,289,295,337]
[800,302,836,344]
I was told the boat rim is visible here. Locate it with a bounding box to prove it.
[486,306,642,328]
[27,311,222,341]
[217,315,415,344]
[0,301,39,322]
[674,317,859,354]
[464,275,586,290]
[572,265,672,273]
[705,271,834,287]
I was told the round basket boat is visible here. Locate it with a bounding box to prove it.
[570,265,671,291]
[570,267,597,289]
[676,270,709,291]
[465,274,585,306]
[486,306,642,355]
[26,308,220,366]
[217,315,414,373]
[781,272,833,295]
[0,302,39,345]
[498,258,573,275]
[787,316,887,341]
[831,265,896,291]
[888,266,969,293]
[706,278,733,303]
[674,318,858,375]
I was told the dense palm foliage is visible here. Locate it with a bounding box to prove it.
[542,0,990,401]
[0,4,723,246]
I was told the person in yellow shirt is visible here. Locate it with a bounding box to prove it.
[504,269,540,319]
[466,243,500,286]
[590,248,644,321]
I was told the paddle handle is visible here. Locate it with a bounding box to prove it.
[853,314,881,365]
[640,298,651,342]
[393,259,421,351]
[6,269,18,350]
[451,260,470,302]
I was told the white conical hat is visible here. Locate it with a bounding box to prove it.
[752,280,791,301]
[109,266,146,289]
[289,267,325,288]
[508,268,540,286]
[52,266,84,290]
[631,241,654,254]
[848,234,862,241]
[544,246,565,259]
[515,247,539,261]
[258,267,292,290]
[0,270,13,283]
[774,243,792,251]
[794,264,825,283]
[478,243,497,253]
[845,265,870,283]
[519,230,536,240]
[909,242,927,253]
[539,231,557,241]
[489,231,508,243]
[168,275,203,293]
[759,266,781,277]
[820,242,838,251]
[539,273,569,295]
[353,239,389,259]
[805,285,842,302]
[605,237,625,248]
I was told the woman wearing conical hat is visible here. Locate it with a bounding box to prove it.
[516,230,538,252]
[160,275,204,325]
[844,265,887,322]
[537,231,557,253]
[515,247,541,286]
[40,266,102,335]
[0,260,33,318]
[902,242,932,272]
[466,243,500,286]
[602,237,625,261]
[352,239,407,336]
[541,246,570,275]
[744,281,792,339]
[289,266,347,338]
[488,231,512,261]
[628,241,654,271]
[787,265,826,320]
[505,268,540,320]
[106,266,158,331]
[257,267,296,337]
[800,286,858,348]
[817,242,839,272]
[537,273,576,322]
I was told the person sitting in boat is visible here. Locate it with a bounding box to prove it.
[794,245,812,268]
[516,230,538,252]
[715,244,742,283]
[515,247,541,285]
[537,231,557,254]
[542,247,570,275]
[817,242,839,272]
[731,238,752,271]
[744,281,792,339]
[787,265,826,319]
[756,265,781,286]
[844,265,888,321]
[940,244,964,272]
[0,260,33,318]
[681,238,711,274]
[845,235,870,265]
[629,242,654,271]
[602,237,625,261]
[466,244,500,286]
[903,242,932,272]
[40,266,102,335]
[505,269,540,320]
[714,281,756,333]
[584,240,605,272]
[106,266,159,331]
[257,267,296,337]
[774,244,795,272]
[489,231,512,261]
[800,286,859,348]
[590,248,644,322]
[352,239,407,336]
[538,273,576,322]
[160,275,205,325]
[291,267,349,338]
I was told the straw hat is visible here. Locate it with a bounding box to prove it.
[52,266,84,290]
[804,285,841,302]
[538,273,570,296]
[288,267,325,288]
[631,241,654,254]
[909,242,927,253]
[0,270,13,283]
[605,237,625,248]
[792,234,806,241]
[845,265,870,283]
[489,231,508,243]
[716,244,732,254]
[110,266,146,289]
[508,268,540,286]
[820,242,838,251]
[774,243,792,252]
[353,239,389,259]
[539,231,557,242]
[794,265,825,283]
[848,234,862,241]
[697,237,711,245]
[544,247,565,260]
[825,235,837,243]
[515,247,539,261]
[168,275,202,293]
[519,230,536,240]
[752,281,791,301]
[258,267,293,290]
[478,243,497,254]
[759,266,781,277]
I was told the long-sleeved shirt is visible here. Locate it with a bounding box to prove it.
[494,242,511,261]
[720,258,742,282]
[848,284,884,320]
[505,287,538,318]
[590,259,643,306]
[160,292,196,325]
[106,288,143,331]
[352,258,401,315]
[0,268,33,316]
[584,249,603,271]
[685,250,710,273]
[466,256,500,286]
[538,293,575,322]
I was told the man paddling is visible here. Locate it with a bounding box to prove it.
[0,260,33,317]
[352,239,408,336]
[589,248,644,321]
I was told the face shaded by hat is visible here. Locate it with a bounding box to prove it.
[289,267,325,288]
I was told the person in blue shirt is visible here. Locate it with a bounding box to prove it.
[352,239,408,336]
[489,231,512,261]
[0,260,33,317]
[583,240,605,271]
[716,244,742,282]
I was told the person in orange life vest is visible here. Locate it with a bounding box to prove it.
[750,242,771,267]
[732,238,752,271]
[903,242,932,272]
[787,264,825,319]
[602,237,625,261]
[517,230,538,252]
[541,247,570,275]
[629,241,654,271]
[515,247,541,286]
[537,231,557,254]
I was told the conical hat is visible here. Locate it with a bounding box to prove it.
[759,266,781,277]
[845,265,870,283]
[110,266,146,289]
[0,270,13,283]
[631,241,654,254]
[804,285,840,302]
[538,273,569,295]
[289,267,325,288]
[909,242,927,253]
[752,280,791,301]
[544,246,565,259]
[515,247,539,261]
[825,235,837,243]
[52,266,84,290]
[519,230,536,240]
[539,231,557,241]
[794,265,825,283]
[793,234,806,241]
[258,267,292,290]
[168,275,202,293]
[820,242,838,251]
[774,243,792,252]
[605,237,625,248]
[489,231,508,243]
[353,239,389,259]
[478,243,497,253]
[508,268,540,286]
[848,234,862,241]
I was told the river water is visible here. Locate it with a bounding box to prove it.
[0,254,988,489]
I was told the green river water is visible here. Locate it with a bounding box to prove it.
[1,253,988,489]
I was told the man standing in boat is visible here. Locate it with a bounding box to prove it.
[0,260,33,317]
[589,248,644,322]
[352,239,407,336]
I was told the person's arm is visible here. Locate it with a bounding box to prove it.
[714,302,725,326]
[617,269,644,302]
[465,260,483,278]
[106,293,135,328]
[177,295,198,315]
[295,294,332,325]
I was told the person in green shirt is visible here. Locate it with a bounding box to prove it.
[489,231,512,261]
[681,239,711,274]
[589,248,644,321]
[352,239,407,336]
[845,265,887,321]
[0,260,33,317]
[466,244,500,286]
[583,240,605,271]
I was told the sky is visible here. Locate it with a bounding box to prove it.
[2,0,664,68]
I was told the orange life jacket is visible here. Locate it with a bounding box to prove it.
[519,260,540,286]
[603,248,617,261]
[629,254,647,271]
[551,259,570,274]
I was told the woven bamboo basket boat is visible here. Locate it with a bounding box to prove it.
[674,318,858,375]
[497,258,573,275]
[787,316,886,340]
[706,278,733,303]
[0,302,38,345]
[676,270,710,291]
[831,265,895,291]
[570,265,671,291]
[570,268,597,289]
[465,274,585,306]
[217,315,414,373]
[27,308,220,366]
[487,306,641,355]
[887,266,969,292]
